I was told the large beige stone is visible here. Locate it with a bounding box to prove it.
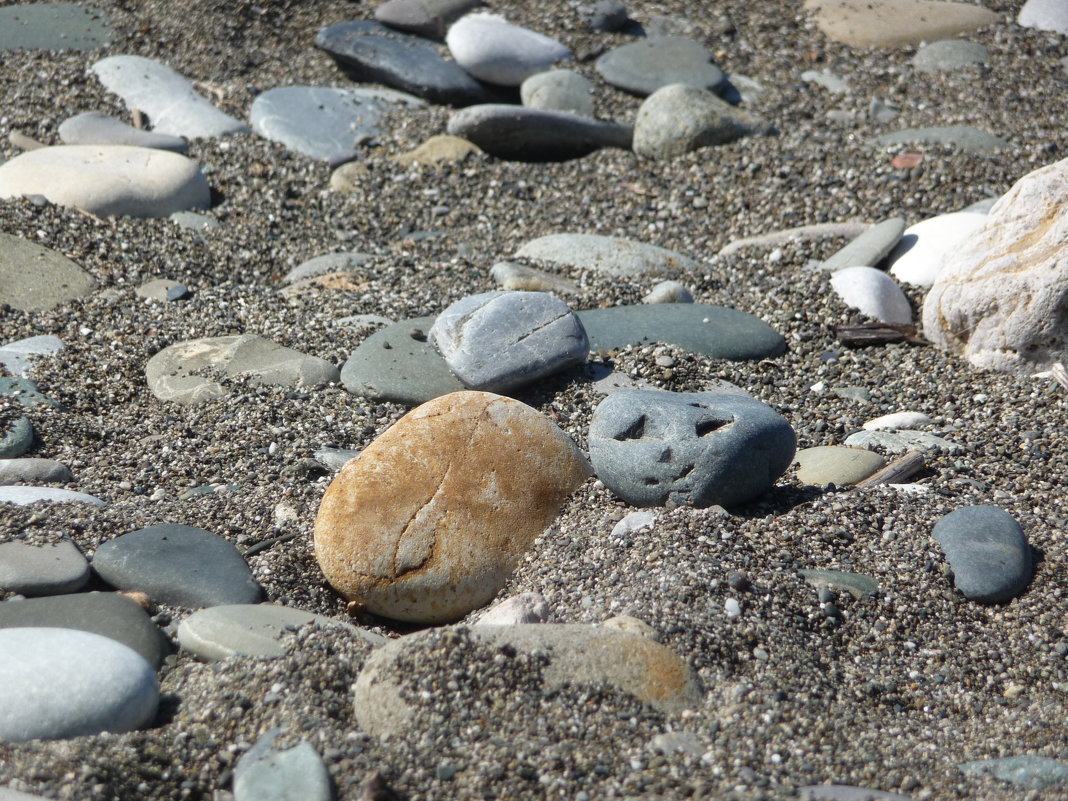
[922,156,1068,375]
[805,0,999,48]
[0,145,210,218]
[0,234,95,311]
[353,624,702,737]
[314,391,590,623]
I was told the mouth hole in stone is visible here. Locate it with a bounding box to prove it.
[615,414,647,441]
[643,477,659,485]
[695,418,729,437]
[677,463,695,478]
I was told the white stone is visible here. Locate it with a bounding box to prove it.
[0,145,210,218]
[830,266,912,324]
[446,13,570,86]
[0,628,158,741]
[611,510,655,538]
[1019,0,1068,35]
[0,487,105,506]
[886,211,987,287]
[922,156,1068,374]
[474,592,550,625]
[643,280,694,304]
[863,411,933,431]
[0,335,64,377]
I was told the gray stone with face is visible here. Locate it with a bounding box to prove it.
[588,390,796,509]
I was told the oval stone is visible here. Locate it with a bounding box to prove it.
[932,505,1032,603]
[314,391,591,623]
[446,13,570,87]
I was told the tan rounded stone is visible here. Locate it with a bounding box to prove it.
[805,0,998,48]
[392,134,482,166]
[314,391,591,623]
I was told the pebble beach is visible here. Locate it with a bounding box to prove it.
[1,0,1068,799]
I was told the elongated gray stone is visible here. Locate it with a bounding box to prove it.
[58,111,188,152]
[0,458,71,486]
[718,222,871,258]
[0,487,103,506]
[429,291,589,392]
[234,728,333,801]
[821,217,905,272]
[0,234,96,312]
[844,429,961,454]
[932,506,1032,603]
[959,755,1068,789]
[516,233,700,277]
[0,540,88,596]
[596,36,726,96]
[0,3,111,51]
[911,39,988,73]
[874,126,1006,154]
[284,252,374,285]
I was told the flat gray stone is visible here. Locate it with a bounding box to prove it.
[0,3,111,51]
[284,252,374,285]
[0,417,34,459]
[0,487,103,506]
[250,86,423,163]
[446,13,570,87]
[520,69,595,116]
[844,429,962,454]
[589,390,797,508]
[429,291,589,392]
[0,592,169,667]
[374,0,482,40]
[800,787,915,801]
[315,20,502,107]
[135,278,186,301]
[798,569,880,599]
[794,446,886,486]
[340,316,467,405]
[145,334,340,405]
[633,83,766,160]
[0,377,63,409]
[0,234,95,311]
[169,211,219,233]
[0,458,71,486]
[92,523,262,608]
[1019,0,1068,35]
[874,126,1006,154]
[821,217,906,272]
[447,104,632,162]
[933,505,1032,603]
[490,261,579,295]
[0,627,158,741]
[91,55,249,139]
[911,39,988,73]
[959,755,1068,789]
[516,233,700,277]
[596,36,726,96]
[0,335,65,378]
[234,727,333,801]
[58,111,187,152]
[0,540,88,596]
[313,448,363,472]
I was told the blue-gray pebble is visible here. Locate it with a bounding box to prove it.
[932,505,1032,603]
[589,390,797,508]
[234,727,333,801]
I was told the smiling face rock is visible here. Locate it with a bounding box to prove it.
[588,390,796,509]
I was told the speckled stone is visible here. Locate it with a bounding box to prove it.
[0,233,95,312]
[932,505,1032,603]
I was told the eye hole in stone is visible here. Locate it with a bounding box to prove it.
[695,418,729,437]
[657,447,673,463]
[643,477,659,485]
[615,414,647,441]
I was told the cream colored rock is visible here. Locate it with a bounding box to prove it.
[805,0,998,48]
[0,145,210,218]
[393,134,482,166]
[314,391,590,623]
[922,156,1068,375]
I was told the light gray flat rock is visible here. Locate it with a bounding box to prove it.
[0,335,65,378]
[874,126,1006,154]
[0,3,111,51]
[0,458,71,486]
[520,69,595,116]
[234,727,334,801]
[0,487,104,506]
[516,233,700,277]
[844,429,962,454]
[911,39,988,73]
[446,13,570,87]
[718,222,871,258]
[284,252,375,285]
[58,111,188,152]
[0,540,88,596]
[821,217,905,272]
[0,234,95,312]
[596,36,725,96]
[933,506,1032,603]
[959,755,1068,789]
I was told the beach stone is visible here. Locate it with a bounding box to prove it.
[0,2,111,51]
[446,13,570,86]
[959,755,1068,789]
[0,145,210,218]
[490,261,578,295]
[353,624,702,736]
[250,85,424,164]
[845,429,961,454]
[596,37,726,97]
[0,628,158,741]
[429,291,589,392]
[802,69,849,93]
[643,280,694,304]
[0,592,168,667]
[473,592,550,625]
[804,0,997,48]
[0,458,71,486]
[516,233,700,277]
[923,157,1068,375]
[886,211,987,287]
[91,55,248,138]
[0,335,65,378]
[719,222,871,258]
[0,377,62,410]
[234,728,333,801]
[177,603,384,661]
[863,411,932,431]
[0,487,104,506]
[581,0,629,31]
[588,390,796,509]
[315,21,500,107]
[1019,0,1068,35]
[58,111,187,152]
[374,0,482,40]
[911,39,989,73]
[447,104,632,162]
[821,217,905,272]
[341,316,466,405]
[0,540,87,596]
[314,448,363,472]
[170,211,219,234]
[798,569,879,599]
[611,510,656,538]
[284,252,374,285]
[0,417,33,459]
[800,787,915,801]
[794,446,886,486]
[92,523,261,608]
[602,614,659,640]
[135,278,190,302]
[0,788,53,801]
[579,304,787,360]
[932,505,1032,603]
[314,391,590,623]
[520,69,594,116]
[0,235,95,312]
[830,266,913,324]
[394,134,482,166]
[633,84,765,160]
[874,125,1006,154]
[145,334,339,405]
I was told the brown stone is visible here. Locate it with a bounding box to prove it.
[805,0,998,48]
[280,271,369,299]
[392,134,482,167]
[314,391,591,623]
